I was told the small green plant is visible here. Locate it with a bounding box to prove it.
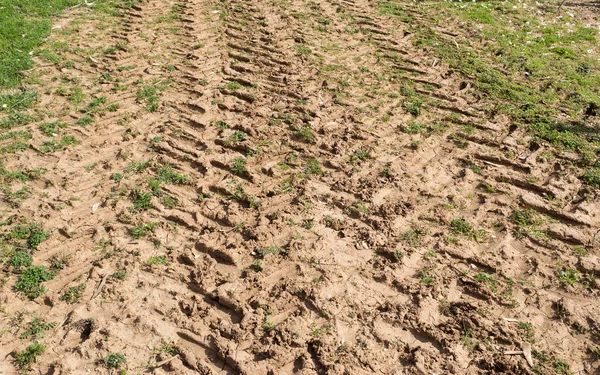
[260,246,286,258]
[229,130,247,143]
[68,87,85,105]
[450,218,487,242]
[553,360,571,375]
[474,272,498,293]
[126,158,152,174]
[60,283,86,303]
[20,318,56,339]
[40,135,78,153]
[147,255,167,265]
[129,222,159,239]
[110,173,123,182]
[263,318,275,331]
[76,115,93,126]
[418,267,436,286]
[582,167,600,188]
[295,126,315,142]
[137,86,160,112]
[112,270,127,280]
[154,340,179,356]
[294,44,312,55]
[518,322,535,342]
[15,266,56,299]
[558,267,579,287]
[400,227,427,247]
[39,121,67,136]
[231,157,247,175]
[305,158,323,177]
[130,189,152,212]
[14,341,45,371]
[7,251,33,270]
[225,81,242,91]
[104,353,126,369]
[157,165,188,184]
[401,122,425,134]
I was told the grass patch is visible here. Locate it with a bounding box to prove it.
[450,218,488,242]
[137,85,160,112]
[147,255,167,265]
[40,135,78,153]
[0,90,38,112]
[60,283,86,303]
[0,0,84,87]
[129,222,159,239]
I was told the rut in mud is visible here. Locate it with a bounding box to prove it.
[1,0,600,374]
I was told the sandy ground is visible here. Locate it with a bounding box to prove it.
[1,0,600,374]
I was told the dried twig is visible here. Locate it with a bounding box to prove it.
[92,272,110,299]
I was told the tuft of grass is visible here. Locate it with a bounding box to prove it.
[40,135,78,153]
[305,158,323,177]
[229,130,247,143]
[112,270,127,280]
[231,157,247,175]
[260,246,286,258]
[126,158,153,174]
[129,222,159,239]
[510,209,547,238]
[450,218,487,242]
[582,167,600,189]
[157,165,188,184]
[295,126,315,142]
[0,90,38,111]
[147,255,167,265]
[137,85,160,112]
[40,121,67,136]
[60,283,86,303]
[129,189,152,212]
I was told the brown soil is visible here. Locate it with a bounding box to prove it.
[1,0,599,374]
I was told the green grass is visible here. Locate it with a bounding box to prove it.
[40,135,78,153]
[231,157,247,175]
[157,165,188,184]
[450,218,488,242]
[147,255,167,265]
[381,0,600,163]
[60,283,86,303]
[0,0,81,88]
[40,121,68,136]
[0,90,38,111]
[129,222,159,239]
[129,189,152,211]
[137,85,160,112]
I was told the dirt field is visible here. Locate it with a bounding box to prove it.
[1,0,600,374]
